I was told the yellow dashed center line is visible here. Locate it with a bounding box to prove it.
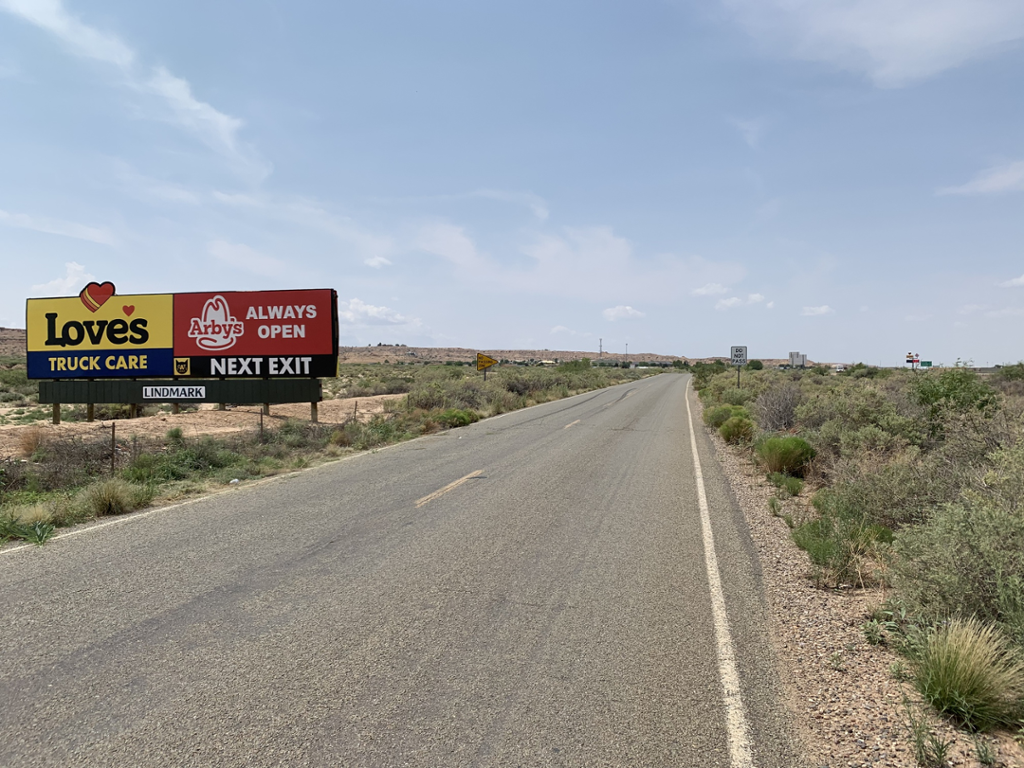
[415,470,484,509]
[564,419,580,430]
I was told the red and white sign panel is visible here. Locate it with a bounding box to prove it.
[173,289,338,378]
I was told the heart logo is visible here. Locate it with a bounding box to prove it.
[122,305,135,316]
[79,281,116,313]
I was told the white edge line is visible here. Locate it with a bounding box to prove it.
[685,379,755,768]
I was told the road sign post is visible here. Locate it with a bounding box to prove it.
[730,346,747,387]
[476,353,498,381]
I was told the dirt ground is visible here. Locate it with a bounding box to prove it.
[0,394,403,458]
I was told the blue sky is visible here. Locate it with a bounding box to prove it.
[2,0,1024,365]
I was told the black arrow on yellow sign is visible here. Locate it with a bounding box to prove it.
[477,353,498,379]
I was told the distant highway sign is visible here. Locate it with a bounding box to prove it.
[730,346,747,366]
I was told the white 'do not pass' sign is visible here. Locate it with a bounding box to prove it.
[730,346,747,366]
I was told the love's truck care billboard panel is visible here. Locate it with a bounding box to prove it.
[26,283,338,379]
[26,283,174,379]
[172,289,338,378]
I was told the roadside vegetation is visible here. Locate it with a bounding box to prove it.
[1,359,652,546]
[695,361,1024,751]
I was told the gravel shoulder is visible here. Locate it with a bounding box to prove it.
[704,419,1024,767]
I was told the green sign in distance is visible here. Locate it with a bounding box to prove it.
[920,361,932,368]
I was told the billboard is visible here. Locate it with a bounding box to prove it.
[26,285,174,379]
[27,283,338,380]
[173,289,337,378]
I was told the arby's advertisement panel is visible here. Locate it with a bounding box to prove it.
[26,283,338,380]
[172,289,338,378]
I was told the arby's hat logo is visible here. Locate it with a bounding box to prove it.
[187,295,244,350]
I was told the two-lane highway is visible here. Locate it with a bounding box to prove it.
[0,373,804,767]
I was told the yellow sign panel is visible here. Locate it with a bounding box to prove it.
[477,353,498,371]
[27,293,173,353]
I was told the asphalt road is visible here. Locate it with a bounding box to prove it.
[0,373,804,767]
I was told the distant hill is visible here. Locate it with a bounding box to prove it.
[339,345,806,367]
[0,327,25,357]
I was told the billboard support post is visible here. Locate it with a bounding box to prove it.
[52,403,60,425]
[311,401,318,424]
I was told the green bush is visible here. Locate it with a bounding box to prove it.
[704,405,737,429]
[756,436,815,475]
[914,366,998,424]
[914,618,1024,730]
[720,387,753,406]
[893,496,1024,645]
[768,472,803,496]
[437,408,480,428]
[719,416,754,444]
[792,511,892,587]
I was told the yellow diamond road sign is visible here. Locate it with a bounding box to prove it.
[477,353,498,371]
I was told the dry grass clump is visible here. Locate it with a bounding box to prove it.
[76,478,152,517]
[914,617,1024,731]
[19,427,42,458]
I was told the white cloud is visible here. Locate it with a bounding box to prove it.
[999,273,1024,287]
[958,303,988,313]
[473,189,549,220]
[416,221,486,270]
[550,325,587,336]
[603,305,645,321]
[801,305,835,316]
[938,161,1024,195]
[30,261,95,296]
[766,301,775,309]
[0,0,134,68]
[692,282,729,296]
[721,0,1024,88]
[339,298,416,326]
[208,239,287,278]
[730,117,768,148]
[715,293,766,310]
[0,0,267,179]
[0,208,115,245]
[364,255,392,268]
[516,227,744,301]
[986,307,1024,318]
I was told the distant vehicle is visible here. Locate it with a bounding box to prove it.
[834,365,846,373]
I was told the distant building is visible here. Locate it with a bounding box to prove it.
[788,351,808,368]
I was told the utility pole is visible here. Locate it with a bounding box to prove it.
[599,338,602,358]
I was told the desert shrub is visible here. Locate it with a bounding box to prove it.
[76,478,152,516]
[998,362,1024,381]
[914,618,1024,730]
[691,361,726,389]
[704,405,739,429]
[756,436,815,476]
[767,472,803,496]
[719,416,754,444]
[914,366,998,424]
[746,360,764,371]
[893,496,1024,645]
[0,456,28,494]
[792,506,892,587]
[437,408,480,428]
[354,415,407,449]
[487,389,522,415]
[32,433,112,490]
[754,384,801,432]
[720,387,753,406]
